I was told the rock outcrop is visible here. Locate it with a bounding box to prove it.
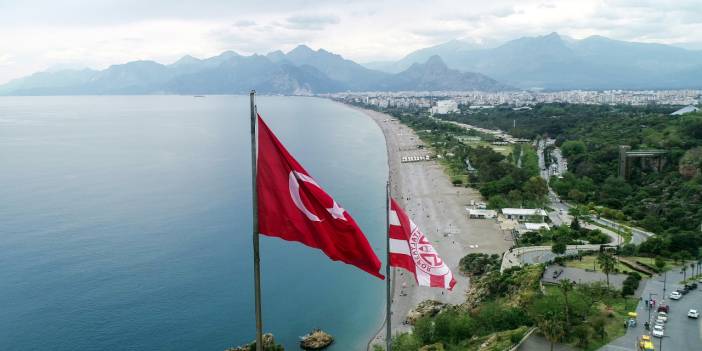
[226,333,283,351]
[299,329,334,350]
[406,300,446,324]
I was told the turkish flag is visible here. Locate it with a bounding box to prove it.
[256,115,384,279]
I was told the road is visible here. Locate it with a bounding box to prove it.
[589,217,654,245]
[536,140,644,246]
[600,269,702,351]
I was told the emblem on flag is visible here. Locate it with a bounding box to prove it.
[389,198,456,290]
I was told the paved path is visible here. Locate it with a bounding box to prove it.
[501,244,601,271]
[542,265,627,289]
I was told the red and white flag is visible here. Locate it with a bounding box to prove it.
[256,115,384,279]
[389,198,456,290]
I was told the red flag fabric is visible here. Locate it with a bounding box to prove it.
[256,115,384,279]
[389,198,456,290]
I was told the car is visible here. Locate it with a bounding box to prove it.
[680,288,690,295]
[670,291,682,300]
[657,304,669,313]
[654,318,665,327]
[657,311,668,322]
[689,309,700,318]
[687,282,698,290]
[638,335,655,351]
[652,325,665,338]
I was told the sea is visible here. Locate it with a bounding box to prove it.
[0,95,388,351]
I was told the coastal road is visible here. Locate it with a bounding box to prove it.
[600,269,702,351]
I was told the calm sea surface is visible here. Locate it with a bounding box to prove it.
[0,95,387,350]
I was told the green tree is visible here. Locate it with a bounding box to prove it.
[561,140,587,157]
[522,176,549,201]
[536,316,565,351]
[552,241,567,255]
[597,251,617,287]
[655,256,666,272]
[590,315,608,341]
[414,316,434,345]
[558,279,575,327]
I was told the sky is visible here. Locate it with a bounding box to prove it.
[1,0,702,84]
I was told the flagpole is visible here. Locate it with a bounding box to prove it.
[250,90,263,351]
[385,180,392,351]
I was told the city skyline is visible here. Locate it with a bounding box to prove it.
[2,0,702,84]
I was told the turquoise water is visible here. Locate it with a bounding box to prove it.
[0,95,387,350]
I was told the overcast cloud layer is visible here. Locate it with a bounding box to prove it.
[1,0,701,84]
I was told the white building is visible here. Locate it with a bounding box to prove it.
[467,208,497,219]
[431,100,459,114]
[501,208,548,222]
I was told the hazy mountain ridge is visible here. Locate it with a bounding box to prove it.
[0,46,506,95]
[373,32,702,90]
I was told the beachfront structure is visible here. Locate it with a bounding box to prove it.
[467,208,497,219]
[516,223,550,235]
[501,208,547,222]
[430,100,459,114]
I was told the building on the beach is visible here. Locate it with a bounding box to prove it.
[501,208,547,222]
[467,208,497,219]
[515,222,550,235]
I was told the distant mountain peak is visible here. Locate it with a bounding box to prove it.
[288,44,315,56]
[424,55,447,68]
[172,54,201,66]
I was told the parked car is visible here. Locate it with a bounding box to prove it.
[689,309,700,319]
[652,324,665,338]
[657,304,669,313]
[670,291,682,300]
[657,311,668,322]
[686,282,698,290]
[638,335,655,351]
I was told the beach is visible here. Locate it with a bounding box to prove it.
[356,107,514,349]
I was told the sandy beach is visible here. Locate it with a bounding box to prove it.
[356,107,514,349]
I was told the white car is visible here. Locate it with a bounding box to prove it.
[670,291,682,300]
[689,309,700,318]
[652,325,665,338]
[657,311,668,322]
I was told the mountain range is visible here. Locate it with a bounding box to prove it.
[3,32,702,95]
[0,46,505,95]
[367,32,702,90]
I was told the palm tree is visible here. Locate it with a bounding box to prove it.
[537,315,566,351]
[597,251,616,287]
[559,279,575,327]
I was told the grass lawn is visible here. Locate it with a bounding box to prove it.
[564,255,637,274]
[584,297,638,351]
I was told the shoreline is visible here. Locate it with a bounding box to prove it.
[349,105,513,350]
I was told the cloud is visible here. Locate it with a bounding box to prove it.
[1,0,702,84]
[234,19,256,27]
[283,14,340,30]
